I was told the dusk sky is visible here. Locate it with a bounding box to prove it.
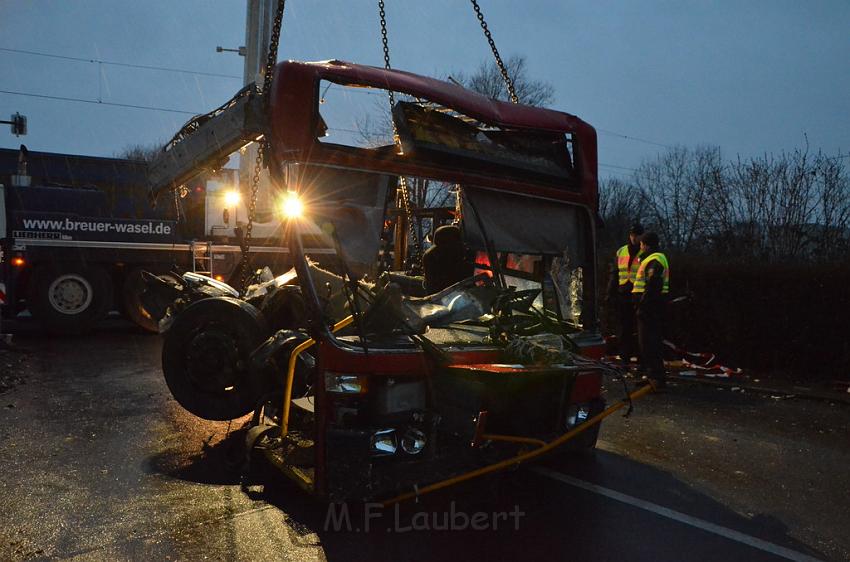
[1,1,848,179]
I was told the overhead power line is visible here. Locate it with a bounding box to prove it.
[2,88,648,173]
[598,168,633,177]
[599,162,638,172]
[2,46,690,153]
[0,88,199,115]
[0,46,242,80]
[596,127,673,149]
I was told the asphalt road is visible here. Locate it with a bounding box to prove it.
[1,319,848,561]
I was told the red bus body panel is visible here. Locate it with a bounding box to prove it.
[267,60,598,209]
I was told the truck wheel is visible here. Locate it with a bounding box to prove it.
[162,297,269,421]
[122,267,174,333]
[28,264,113,335]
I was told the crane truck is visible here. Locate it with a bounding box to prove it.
[0,145,298,334]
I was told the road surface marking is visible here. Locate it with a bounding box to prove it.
[531,466,822,562]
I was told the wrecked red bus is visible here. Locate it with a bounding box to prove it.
[149,60,608,501]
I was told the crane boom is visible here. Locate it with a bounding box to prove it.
[148,90,265,202]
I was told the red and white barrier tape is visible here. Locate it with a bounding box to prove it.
[662,339,742,377]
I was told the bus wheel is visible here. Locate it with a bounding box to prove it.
[28,264,112,335]
[122,267,175,333]
[162,297,269,421]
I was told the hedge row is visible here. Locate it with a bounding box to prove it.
[599,256,850,380]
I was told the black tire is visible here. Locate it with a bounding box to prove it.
[121,268,178,333]
[162,297,269,421]
[27,264,113,335]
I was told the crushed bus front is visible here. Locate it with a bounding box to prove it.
[150,60,608,501]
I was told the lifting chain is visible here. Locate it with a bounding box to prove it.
[469,0,519,104]
[240,0,287,294]
[172,185,182,222]
[378,0,422,271]
[241,141,265,289]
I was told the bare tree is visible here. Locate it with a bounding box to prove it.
[598,177,646,251]
[811,153,850,259]
[356,107,396,148]
[722,145,819,260]
[632,145,723,254]
[115,143,162,162]
[454,55,555,107]
[624,140,849,262]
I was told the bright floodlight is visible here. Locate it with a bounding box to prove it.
[223,190,241,207]
[280,191,304,219]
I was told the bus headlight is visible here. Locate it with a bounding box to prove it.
[566,405,590,428]
[325,373,368,394]
[400,428,426,455]
[370,429,397,456]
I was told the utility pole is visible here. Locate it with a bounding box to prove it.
[240,0,276,213]
[242,0,276,87]
[215,0,279,218]
[216,0,277,214]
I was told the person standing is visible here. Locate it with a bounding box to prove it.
[609,223,644,364]
[632,231,670,388]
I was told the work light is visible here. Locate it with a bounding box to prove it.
[278,191,303,219]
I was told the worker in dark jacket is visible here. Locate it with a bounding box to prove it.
[422,224,473,293]
[632,231,670,388]
[608,223,644,364]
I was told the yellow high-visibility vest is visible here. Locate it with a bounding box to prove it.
[632,252,670,294]
[616,245,642,286]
